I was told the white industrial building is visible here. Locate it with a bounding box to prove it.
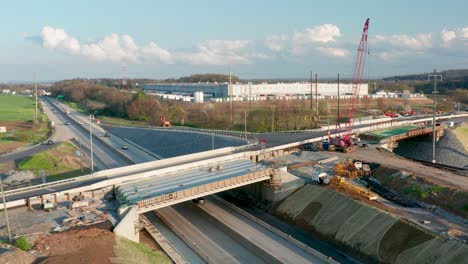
[143,82,368,103]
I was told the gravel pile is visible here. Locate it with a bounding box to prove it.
[1,170,36,185]
[110,127,246,158]
[394,127,468,168]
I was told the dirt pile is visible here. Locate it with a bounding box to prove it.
[34,228,115,264]
[275,185,468,263]
[0,248,36,264]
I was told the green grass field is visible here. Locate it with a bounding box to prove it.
[0,94,36,121]
[0,95,51,153]
[18,142,90,181]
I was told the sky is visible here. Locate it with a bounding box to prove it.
[1,0,467,82]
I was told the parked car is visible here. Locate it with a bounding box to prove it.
[121,145,128,150]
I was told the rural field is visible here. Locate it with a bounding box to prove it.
[0,94,36,121]
[0,94,50,154]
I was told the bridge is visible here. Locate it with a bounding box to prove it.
[360,124,445,150]
[2,113,467,242]
[116,158,277,214]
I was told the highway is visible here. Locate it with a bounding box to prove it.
[50,97,157,164]
[153,198,328,263]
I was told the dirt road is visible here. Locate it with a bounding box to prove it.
[336,148,468,191]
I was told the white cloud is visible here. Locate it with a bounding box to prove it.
[292,24,341,44]
[41,26,80,54]
[265,35,288,51]
[265,24,348,57]
[177,40,252,64]
[441,29,456,46]
[460,27,468,39]
[38,26,254,65]
[373,33,433,50]
[316,47,349,57]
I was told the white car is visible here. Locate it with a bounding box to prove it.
[78,121,84,125]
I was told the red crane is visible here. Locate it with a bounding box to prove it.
[331,18,369,153]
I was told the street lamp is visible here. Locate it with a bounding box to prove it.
[89,115,95,171]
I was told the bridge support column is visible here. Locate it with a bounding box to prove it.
[114,206,140,242]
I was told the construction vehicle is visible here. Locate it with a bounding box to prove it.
[311,171,331,184]
[331,176,378,200]
[383,111,398,118]
[41,200,54,211]
[160,116,171,127]
[400,110,416,116]
[329,18,370,153]
[336,160,371,178]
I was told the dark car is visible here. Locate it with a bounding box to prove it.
[121,144,128,150]
[43,140,53,145]
[192,197,206,205]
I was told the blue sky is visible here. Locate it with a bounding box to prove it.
[1,0,467,81]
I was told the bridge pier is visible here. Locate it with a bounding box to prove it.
[114,206,140,242]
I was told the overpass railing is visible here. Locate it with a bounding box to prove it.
[136,169,271,212]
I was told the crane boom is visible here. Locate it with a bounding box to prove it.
[331,18,369,153]
[346,18,369,133]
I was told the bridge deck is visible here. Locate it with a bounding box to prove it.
[361,125,420,140]
[116,159,267,206]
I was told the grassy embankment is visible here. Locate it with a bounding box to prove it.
[62,100,148,127]
[0,94,50,154]
[453,123,468,152]
[17,142,90,181]
[112,236,172,263]
[372,166,468,218]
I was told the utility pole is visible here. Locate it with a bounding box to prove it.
[249,83,252,112]
[34,74,38,123]
[337,74,340,123]
[244,108,247,142]
[315,73,318,124]
[229,64,233,124]
[0,177,12,242]
[310,71,313,110]
[79,138,83,173]
[271,106,275,132]
[428,69,442,164]
[89,115,94,171]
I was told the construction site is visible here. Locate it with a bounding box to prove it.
[0,14,467,264]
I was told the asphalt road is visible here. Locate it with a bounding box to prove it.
[43,97,133,168]
[156,205,242,264]
[53,98,157,164]
[200,197,325,263]
[0,143,56,164]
